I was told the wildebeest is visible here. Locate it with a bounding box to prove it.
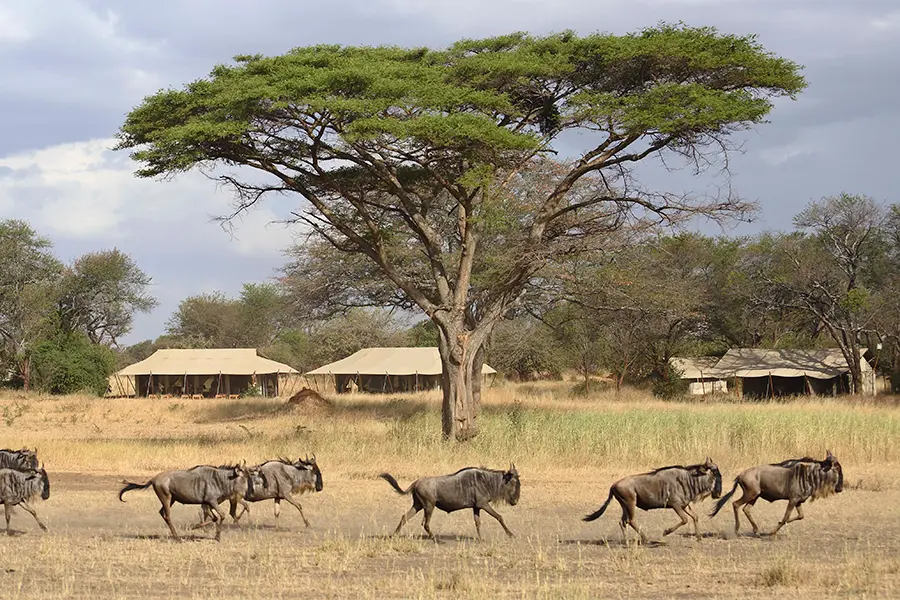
[119,462,253,541]
[710,451,844,536]
[380,465,520,540]
[582,458,723,542]
[200,455,323,529]
[0,448,38,471]
[0,465,50,535]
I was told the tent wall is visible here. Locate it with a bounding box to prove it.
[740,375,848,399]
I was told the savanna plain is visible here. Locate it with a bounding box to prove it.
[1,382,899,599]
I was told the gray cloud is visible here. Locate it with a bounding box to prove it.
[0,0,896,342]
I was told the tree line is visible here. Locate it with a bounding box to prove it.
[2,192,897,397]
[0,220,156,394]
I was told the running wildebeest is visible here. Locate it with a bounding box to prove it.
[119,462,253,541]
[583,458,723,542]
[0,448,38,471]
[379,465,520,540]
[710,450,844,536]
[199,455,323,529]
[0,464,50,535]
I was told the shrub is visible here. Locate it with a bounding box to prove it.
[30,332,117,396]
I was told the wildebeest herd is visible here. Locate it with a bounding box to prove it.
[0,447,843,543]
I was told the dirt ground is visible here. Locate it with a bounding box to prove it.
[0,471,897,599]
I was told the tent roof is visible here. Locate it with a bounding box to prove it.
[713,348,871,380]
[305,347,497,376]
[115,348,299,376]
[669,357,725,379]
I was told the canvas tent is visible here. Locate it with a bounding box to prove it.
[713,348,876,398]
[108,348,303,398]
[668,357,728,395]
[304,347,498,393]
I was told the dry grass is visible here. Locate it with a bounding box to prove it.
[0,383,899,598]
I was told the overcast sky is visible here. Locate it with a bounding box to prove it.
[0,0,896,344]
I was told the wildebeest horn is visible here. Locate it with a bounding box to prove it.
[310,453,316,464]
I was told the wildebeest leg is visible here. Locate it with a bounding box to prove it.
[203,502,224,541]
[281,494,310,527]
[619,507,628,541]
[17,501,47,532]
[732,487,759,535]
[393,499,421,535]
[770,500,798,536]
[623,501,646,543]
[663,505,690,537]
[4,503,11,536]
[421,503,435,539]
[231,497,250,524]
[683,504,701,540]
[741,502,761,535]
[158,503,180,540]
[482,504,514,538]
[473,507,482,539]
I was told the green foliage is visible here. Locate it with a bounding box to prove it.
[31,331,117,396]
[652,362,690,399]
[57,249,158,345]
[241,383,262,398]
[406,320,440,348]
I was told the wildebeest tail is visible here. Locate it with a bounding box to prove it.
[583,488,615,522]
[710,478,739,517]
[118,480,152,502]
[379,473,412,495]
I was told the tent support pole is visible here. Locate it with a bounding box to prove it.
[768,371,774,400]
[700,370,706,395]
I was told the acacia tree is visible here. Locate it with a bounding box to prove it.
[117,25,804,440]
[57,249,158,346]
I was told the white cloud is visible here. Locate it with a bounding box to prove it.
[0,138,296,255]
[871,11,900,32]
[0,3,31,43]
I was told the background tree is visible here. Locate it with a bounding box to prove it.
[57,249,158,346]
[117,25,804,439]
[31,331,117,396]
[0,220,63,390]
[166,292,243,348]
[745,194,889,393]
[486,315,564,381]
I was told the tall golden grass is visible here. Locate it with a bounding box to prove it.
[2,382,898,479]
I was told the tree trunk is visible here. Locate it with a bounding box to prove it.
[846,345,863,395]
[21,355,30,392]
[436,323,486,441]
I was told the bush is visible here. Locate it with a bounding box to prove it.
[651,362,689,399]
[31,332,117,396]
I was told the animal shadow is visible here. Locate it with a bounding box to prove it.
[364,533,479,544]
[558,538,666,549]
[4,529,28,537]
[116,533,216,542]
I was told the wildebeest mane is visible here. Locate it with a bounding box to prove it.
[771,456,817,467]
[647,464,701,475]
[449,466,506,477]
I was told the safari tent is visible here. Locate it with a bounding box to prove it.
[713,348,876,398]
[668,356,728,395]
[107,348,303,398]
[303,347,498,393]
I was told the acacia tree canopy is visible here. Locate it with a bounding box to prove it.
[117,24,805,440]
